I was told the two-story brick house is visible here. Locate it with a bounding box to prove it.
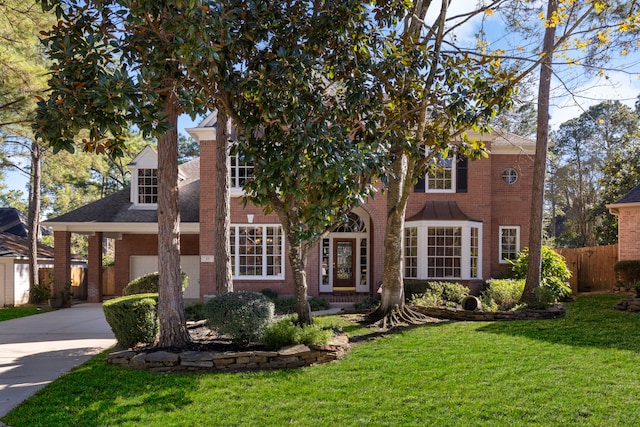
[45,112,535,302]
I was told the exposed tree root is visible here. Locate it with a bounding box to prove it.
[367,304,443,330]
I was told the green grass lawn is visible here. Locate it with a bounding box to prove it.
[0,305,48,322]
[4,294,640,426]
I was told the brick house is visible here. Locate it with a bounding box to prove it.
[607,183,640,261]
[45,113,536,302]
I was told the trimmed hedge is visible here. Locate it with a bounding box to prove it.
[103,293,158,348]
[123,271,188,296]
[614,260,640,287]
[204,292,274,343]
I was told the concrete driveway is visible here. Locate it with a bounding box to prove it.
[0,303,116,418]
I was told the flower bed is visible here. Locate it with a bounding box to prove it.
[413,304,566,321]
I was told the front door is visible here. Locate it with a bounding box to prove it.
[333,239,356,291]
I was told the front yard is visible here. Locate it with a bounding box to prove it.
[4,294,640,426]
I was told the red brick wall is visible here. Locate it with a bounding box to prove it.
[617,207,640,260]
[114,234,199,295]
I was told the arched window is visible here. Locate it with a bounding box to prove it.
[334,213,366,233]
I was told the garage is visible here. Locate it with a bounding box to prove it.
[129,255,200,299]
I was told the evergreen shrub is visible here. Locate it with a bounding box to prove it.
[123,271,188,296]
[260,317,333,350]
[480,279,524,311]
[204,291,274,343]
[103,293,158,348]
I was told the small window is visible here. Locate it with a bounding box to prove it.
[499,226,520,263]
[137,168,158,204]
[502,168,518,185]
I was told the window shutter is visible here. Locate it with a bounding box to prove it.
[414,176,426,192]
[456,157,468,193]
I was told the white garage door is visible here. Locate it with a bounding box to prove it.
[129,255,200,299]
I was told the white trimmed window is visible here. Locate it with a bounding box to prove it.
[404,227,418,278]
[230,225,284,279]
[427,155,454,192]
[403,221,482,280]
[499,226,520,263]
[137,168,158,204]
[230,152,254,196]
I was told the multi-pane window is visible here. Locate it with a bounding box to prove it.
[137,168,158,204]
[230,225,283,277]
[230,153,254,189]
[502,168,518,184]
[499,226,520,263]
[404,227,418,278]
[427,155,454,191]
[427,227,462,278]
[470,227,479,278]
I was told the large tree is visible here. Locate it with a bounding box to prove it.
[35,0,216,347]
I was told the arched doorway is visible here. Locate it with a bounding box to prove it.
[319,208,370,293]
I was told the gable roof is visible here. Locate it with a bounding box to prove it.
[612,183,640,205]
[0,232,53,259]
[0,208,29,238]
[406,201,482,222]
[44,158,201,228]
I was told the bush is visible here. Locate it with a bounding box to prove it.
[480,279,525,311]
[409,281,469,307]
[204,292,274,343]
[184,301,205,321]
[260,317,333,350]
[309,296,330,311]
[259,288,279,300]
[614,260,640,288]
[103,293,158,348]
[509,246,572,303]
[354,296,380,311]
[404,280,431,301]
[273,297,297,314]
[123,271,189,296]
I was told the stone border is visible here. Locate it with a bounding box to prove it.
[414,304,566,321]
[614,297,640,312]
[106,334,349,373]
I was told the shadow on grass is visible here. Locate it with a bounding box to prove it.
[475,293,640,352]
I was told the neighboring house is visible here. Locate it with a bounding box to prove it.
[0,208,83,306]
[607,183,640,261]
[45,113,536,302]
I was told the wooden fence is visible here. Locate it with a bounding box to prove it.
[103,266,116,296]
[38,267,88,300]
[555,245,618,294]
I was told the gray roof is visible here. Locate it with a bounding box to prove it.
[612,182,640,205]
[45,158,201,224]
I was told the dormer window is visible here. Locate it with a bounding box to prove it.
[137,168,158,204]
[128,145,159,209]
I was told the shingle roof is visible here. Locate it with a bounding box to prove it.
[612,182,640,205]
[45,158,201,224]
[0,232,53,259]
[406,201,482,222]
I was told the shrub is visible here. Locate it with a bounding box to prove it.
[354,296,380,311]
[614,260,640,288]
[103,293,158,348]
[260,317,333,350]
[509,246,572,303]
[30,283,51,303]
[184,301,205,321]
[404,280,431,301]
[480,279,524,311]
[309,296,330,311]
[123,271,189,296]
[204,292,274,343]
[260,288,279,300]
[273,297,297,314]
[409,281,469,307]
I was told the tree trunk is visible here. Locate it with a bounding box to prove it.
[156,82,190,348]
[215,109,233,294]
[288,241,313,325]
[379,154,409,312]
[27,140,41,303]
[522,0,558,304]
